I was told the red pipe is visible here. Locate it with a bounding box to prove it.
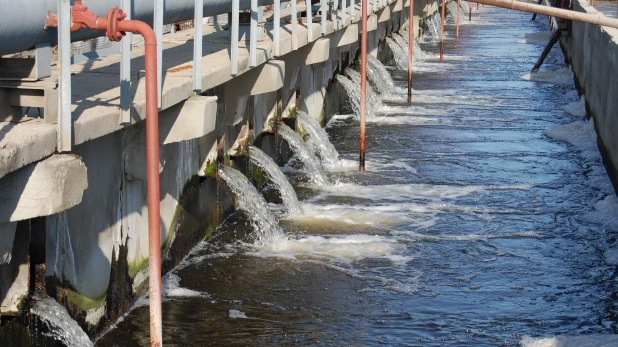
[407,0,414,104]
[60,1,163,346]
[469,0,472,20]
[360,0,368,172]
[440,0,446,61]
[456,0,461,38]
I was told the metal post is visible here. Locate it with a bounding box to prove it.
[193,0,203,92]
[333,0,339,29]
[469,0,472,20]
[531,29,561,72]
[57,0,71,152]
[351,0,356,21]
[120,0,132,123]
[343,0,347,25]
[292,0,298,49]
[440,0,445,62]
[250,0,257,67]
[154,0,163,107]
[274,0,280,56]
[321,0,326,35]
[360,0,367,172]
[591,0,594,7]
[456,0,460,38]
[307,0,313,41]
[407,0,414,104]
[231,0,239,74]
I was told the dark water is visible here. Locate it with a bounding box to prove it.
[97,7,618,346]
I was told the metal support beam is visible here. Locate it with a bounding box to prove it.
[274,0,280,56]
[440,0,445,61]
[469,0,472,20]
[333,0,339,29]
[291,0,298,49]
[232,0,239,75]
[360,0,367,172]
[250,0,258,67]
[342,0,347,25]
[57,0,71,152]
[307,0,314,41]
[155,0,163,107]
[121,0,133,123]
[321,0,327,35]
[456,0,460,38]
[531,29,561,72]
[193,0,204,92]
[407,0,414,105]
[351,0,356,21]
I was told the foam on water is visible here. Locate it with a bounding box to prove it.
[229,309,248,319]
[163,273,209,299]
[521,68,574,85]
[521,335,618,347]
[247,234,409,264]
[545,118,599,160]
[563,96,586,117]
[287,203,420,226]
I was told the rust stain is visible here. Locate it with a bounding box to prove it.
[167,64,193,73]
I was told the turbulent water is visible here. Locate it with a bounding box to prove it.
[249,146,304,215]
[277,123,329,186]
[30,294,93,347]
[97,6,618,347]
[296,111,340,168]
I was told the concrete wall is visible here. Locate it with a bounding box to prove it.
[561,0,618,185]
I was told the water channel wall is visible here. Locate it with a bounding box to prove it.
[0,0,445,339]
[559,0,618,186]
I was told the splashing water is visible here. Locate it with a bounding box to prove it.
[249,146,304,215]
[366,55,398,96]
[277,124,330,186]
[386,37,409,70]
[423,12,442,41]
[346,69,383,110]
[296,111,340,168]
[336,74,368,118]
[30,293,93,347]
[446,2,459,23]
[218,166,286,244]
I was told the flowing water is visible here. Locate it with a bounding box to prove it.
[97,6,618,346]
[30,294,93,347]
[367,55,398,95]
[249,146,304,215]
[386,36,409,70]
[277,123,329,186]
[296,111,341,168]
[423,12,443,41]
[346,69,383,111]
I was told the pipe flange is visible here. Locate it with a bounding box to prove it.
[106,7,127,42]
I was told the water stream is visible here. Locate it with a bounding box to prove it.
[30,294,93,347]
[366,55,399,96]
[97,6,618,346]
[276,123,329,186]
[248,146,304,215]
[296,111,340,168]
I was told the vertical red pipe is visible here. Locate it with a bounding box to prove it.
[469,0,472,20]
[456,0,460,38]
[360,0,367,171]
[407,0,414,104]
[440,0,446,61]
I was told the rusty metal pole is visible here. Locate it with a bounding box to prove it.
[360,0,367,171]
[440,0,446,61]
[477,2,479,10]
[469,0,472,20]
[456,0,461,38]
[591,0,594,7]
[407,0,414,104]
[470,0,618,29]
[61,2,164,346]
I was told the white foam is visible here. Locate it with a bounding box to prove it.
[325,158,418,174]
[287,203,419,226]
[564,96,586,117]
[521,68,574,85]
[521,335,618,347]
[392,230,542,242]
[229,309,248,319]
[247,234,410,264]
[517,32,553,45]
[545,119,598,159]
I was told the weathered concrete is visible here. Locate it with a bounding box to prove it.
[162,95,218,145]
[0,154,87,223]
[560,1,618,185]
[0,221,29,316]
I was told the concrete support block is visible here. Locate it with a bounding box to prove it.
[368,15,378,31]
[300,62,328,123]
[161,95,218,145]
[250,60,285,95]
[0,154,88,223]
[393,0,404,12]
[306,38,331,65]
[1,221,29,315]
[253,92,278,136]
[378,6,391,22]
[330,24,359,48]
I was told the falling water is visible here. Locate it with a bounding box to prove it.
[346,70,383,110]
[385,37,409,70]
[336,74,366,118]
[423,12,442,41]
[296,111,340,168]
[248,146,304,215]
[277,124,330,186]
[446,2,460,23]
[218,166,286,244]
[30,293,94,347]
[366,55,398,96]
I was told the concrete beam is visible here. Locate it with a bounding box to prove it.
[250,60,285,95]
[161,95,218,145]
[368,15,378,31]
[330,24,359,48]
[0,221,28,315]
[0,155,88,223]
[306,38,331,65]
[378,6,391,22]
[392,0,404,12]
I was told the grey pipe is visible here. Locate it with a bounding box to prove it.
[0,0,275,56]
